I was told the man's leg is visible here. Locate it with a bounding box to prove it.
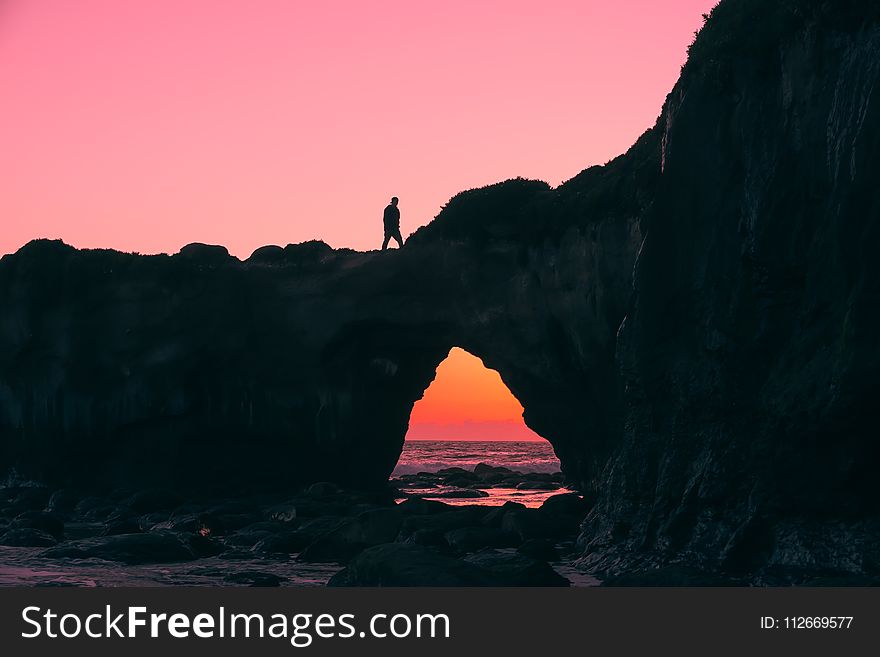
[392,229,404,248]
[382,233,391,250]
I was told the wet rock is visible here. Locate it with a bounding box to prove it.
[265,501,298,523]
[10,511,65,540]
[402,528,449,549]
[104,507,136,523]
[46,489,80,514]
[501,508,556,540]
[400,507,488,536]
[295,516,350,542]
[481,501,527,527]
[540,493,590,517]
[505,506,581,539]
[250,531,311,556]
[10,487,52,512]
[83,506,118,522]
[473,464,515,483]
[100,518,143,537]
[217,549,255,561]
[224,529,274,549]
[394,479,437,490]
[137,512,171,531]
[74,496,108,518]
[536,505,585,536]
[152,513,226,537]
[0,528,58,547]
[299,508,403,563]
[251,516,347,556]
[436,467,471,478]
[464,549,569,587]
[517,538,561,562]
[515,481,560,491]
[472,472,505,485]
[444,477,478,488]
[328,543,501,587]
[444,527,520,554]
[39,531,207,564]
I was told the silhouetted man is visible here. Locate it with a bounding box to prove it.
[382,196,403,250]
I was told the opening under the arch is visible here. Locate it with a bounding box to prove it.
[408,347,541,442]
[393,347,572,507]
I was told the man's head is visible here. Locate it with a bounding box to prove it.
[391,196,399,206]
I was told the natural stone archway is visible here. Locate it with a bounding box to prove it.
[0,178,643,495]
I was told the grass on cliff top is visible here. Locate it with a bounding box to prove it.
[685,0,880,77]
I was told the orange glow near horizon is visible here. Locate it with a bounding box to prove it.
[407,348,542,442]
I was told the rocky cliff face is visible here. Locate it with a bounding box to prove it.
[1,0,878,581]
[579,0,880,582]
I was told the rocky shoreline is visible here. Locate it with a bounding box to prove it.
[392,462,570,503]
[0,465,593,587]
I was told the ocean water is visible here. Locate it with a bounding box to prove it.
[392,440,563,476]
[391,440,574,508]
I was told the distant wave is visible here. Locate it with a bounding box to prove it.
[392,440,561,476]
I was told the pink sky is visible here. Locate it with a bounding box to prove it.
[0,0,715,258]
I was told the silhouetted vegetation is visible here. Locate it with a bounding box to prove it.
[407,178,552,246]
[408,123,662,248]
[685,0,880,77]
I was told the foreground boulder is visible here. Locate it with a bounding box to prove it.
[328,543,502,586]
[250,516,347,556]
[298,508,403,563]
[8,511,65,540]
[517,538,561,562]
[444,527,519,554]
[329,543,570,587]
[399,507,489,537]
[540,493,590,517]
[464,549,570,587]
[39,531,220,565]
[0,528,58,547]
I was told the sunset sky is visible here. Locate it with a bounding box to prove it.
[408,349,540,441]
[0,0,717,440]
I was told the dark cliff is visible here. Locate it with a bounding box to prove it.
[578,0,880,582]
[2,0,879,581]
